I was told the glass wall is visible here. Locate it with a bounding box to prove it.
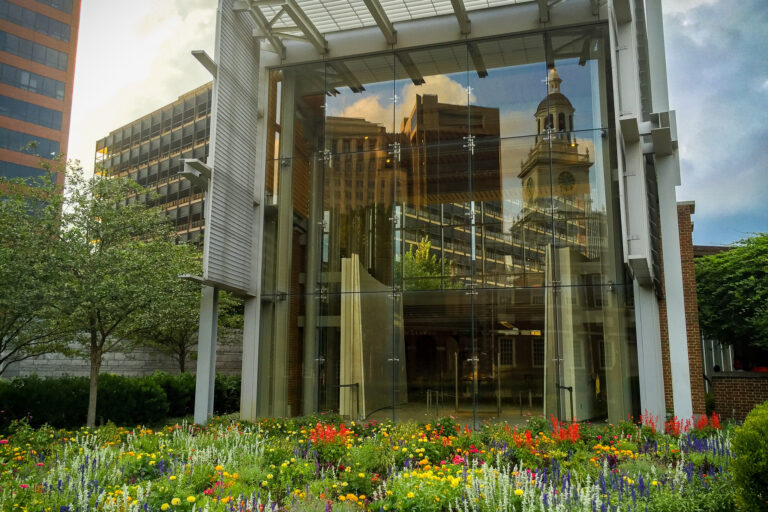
[259,24,639,425]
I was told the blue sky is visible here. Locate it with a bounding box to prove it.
[68,0,766,246]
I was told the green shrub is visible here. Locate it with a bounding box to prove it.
[0,372,241,430]
[705,392,716,415]
[151,371,195,417]
[732,399,768,511]
[214,373,241,414]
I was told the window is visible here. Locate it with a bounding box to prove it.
[499,337,516,367]
[558,112,566,131]
[0,62,65,100]
[0,94,62,129]
[0,30,68,70]
[0,127,59,156]
[0,160,48,180]
[0,0,70,41]
[36,0,72,13]
[532,338,545,367]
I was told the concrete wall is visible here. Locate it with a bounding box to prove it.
[3,332,243,378]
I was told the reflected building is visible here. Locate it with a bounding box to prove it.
[191,0,705,427]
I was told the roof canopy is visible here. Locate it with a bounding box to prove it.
[233,0,543,57]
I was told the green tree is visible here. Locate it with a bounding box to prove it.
[695,233,768,352]
[131,268,244,373]
[0,175,70,374]
[399,236,461,291]
[54,165,199,427]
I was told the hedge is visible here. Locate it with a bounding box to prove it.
[0,372,241,431]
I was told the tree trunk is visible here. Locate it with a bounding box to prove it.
[87,338,102,428]
[179,345,186,373]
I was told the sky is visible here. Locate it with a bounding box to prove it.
[67,0,767,246]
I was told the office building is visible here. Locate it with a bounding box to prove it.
[0,0,80,185]
[94,83,212,244]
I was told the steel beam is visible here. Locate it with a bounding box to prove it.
[283,0,328,53]
[234,0,286,58]
[450,0,471,34]
[362,0,397,44]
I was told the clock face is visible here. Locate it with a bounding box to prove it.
[558,171,575,194]
[525,178,535,201]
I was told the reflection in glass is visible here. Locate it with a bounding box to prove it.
[259,24,638,424]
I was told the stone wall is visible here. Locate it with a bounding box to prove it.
[2,332,243,378]
[712,372,768,421]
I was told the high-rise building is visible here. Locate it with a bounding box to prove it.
[94,83,212,244]
[0,0,81,185]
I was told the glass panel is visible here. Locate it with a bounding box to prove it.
[468,34,547,139]
[470,135,554,289]
[386,288,481,422]
[472,288,546,423]
[548,26,611,132]
[325,54,396,154]
[395,142,480,292]
[394,43,470,149]
[549,282,638,423]
[317,289,398,421]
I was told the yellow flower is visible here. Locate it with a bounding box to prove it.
[407,492,415,499]
[358,472,365,478]
[171,498,181,506]
[160,504,169,511]
[515,489,524,496]
[215,465,224,471]
[169,475,176,481]
[651,480,658,486]
[186,496,196,503]
[267,474,273,479]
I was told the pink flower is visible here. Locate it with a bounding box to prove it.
[20,484,29,489]
[452,455,465,465]
[36,463,44,467]
[0,439,7,444]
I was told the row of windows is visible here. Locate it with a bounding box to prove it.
[0,0,70,41]
[0,159,47,180]
[102,93,211,154]
[0,62,65,100]
[36,0,71,14]
[0,30,67,71]
[0,126,59,156]
[0,94,61,129]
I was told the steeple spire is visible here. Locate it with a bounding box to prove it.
[548,67,562,94]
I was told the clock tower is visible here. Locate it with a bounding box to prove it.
[519,67,593,256]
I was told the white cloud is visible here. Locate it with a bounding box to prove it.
[67,0,217,175]
[338,75,476,130]
[662,0,719,14]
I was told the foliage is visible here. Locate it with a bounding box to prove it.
[0,172,71,375]
[0,415,736,511]
[49,164,200,427]
[0,372,241,430]
[399,236,461,291]
[731,399,768,511]
[696,233,768,350]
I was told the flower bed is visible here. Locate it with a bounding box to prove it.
[0,413,735,511]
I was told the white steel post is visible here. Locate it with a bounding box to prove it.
[194,285,219,424]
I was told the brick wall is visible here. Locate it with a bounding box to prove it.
[712,373,768,421]
[678,203,706,414]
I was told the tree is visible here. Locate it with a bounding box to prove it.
[398,236,461,291]
[0,175,70,374]
[696,233,768,354]
[131,263,244,374]
[54,165,199,427]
